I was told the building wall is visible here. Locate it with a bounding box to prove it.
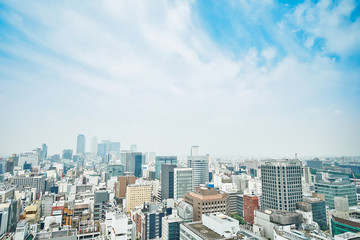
[115,176,136,199]
[315,182,356,209]
[126,185,152,212]
[187,156,209,190]
[174,168,192,200]
[161,164,176,200]
[243,195,259,225]
[155,156,177,180]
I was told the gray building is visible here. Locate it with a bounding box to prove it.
[13,174,46,195]
[161,164,176,200]
[98,141,121,157]
[306,158,322,169]
[94,190,109,220]
[187,155,209,190]
[174,168,192,200]
[236,194,244,217]
[76,134,86,155]
[107,164,124,179]
[41,194,55,217]
[62,149,73,160]
[260,159,303,212]
[155,156,177,180]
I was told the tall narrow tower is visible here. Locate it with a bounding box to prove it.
[76,134,85,155]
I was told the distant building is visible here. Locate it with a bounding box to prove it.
[13,174,46,196]
[184,186,228,221]
[174,168,192,200]
[260,159,303,211]
[161,164,176,200]
[155,156,177,180]
[97,140,120,157]
[41,143,47,160]
[306,158,323,169]
[107,164,124,179]
[76,134,85,155]
[190,146,200,156]
[19,151,39,168]
[62,149,73,160]
[187,155,209,190]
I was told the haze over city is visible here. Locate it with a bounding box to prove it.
[0,0,359,157]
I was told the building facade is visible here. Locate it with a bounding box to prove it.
[161,164,176,200]
[126,184,152,212]
[174,168,192,200]
[155,156,177,180]
[187,155,209,190]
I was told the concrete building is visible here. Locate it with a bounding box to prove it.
[184,186,228,221]
[14,220,29,240]
[0,185,15,203]
[126,184,152,212]
[176,201,193,222]
[115,176,136,199]
[62,149,73,160]
[155,156,177,180]
[23,200,41,223]
[41,194,55,217]
[306,158,322,169]
[106,211,136,240]
[260,159,303,212]
[253,209,303,240]
[180,213,247,240]
[315,180,356,209]
[161,164,176,200]
[243,195,259,225]
[13,174,46,197]
[18,151,39,168]
[94,190,109,220]
[162,215,184,240]
[187,155,209,190]
[236,194,244,217]
[296,198,326,230]
[174,168,192,200]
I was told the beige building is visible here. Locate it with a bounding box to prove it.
[184,186,228,221]
[126,184,152,212]
[23,200,41,223]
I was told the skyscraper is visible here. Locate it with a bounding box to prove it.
[174,168,192,200]
[260,159,303,212]
[97,140,121,157]
[187,155,209,190]
[91,136,98,155]
[62,149,73,160]
[130,144,137,152]
[41,144,47,160]
[161,164,176,200]
[133,152,143,178]
[155,156,177,180]
[76,134,85,155]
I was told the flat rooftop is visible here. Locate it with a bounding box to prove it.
[186,222,223,240]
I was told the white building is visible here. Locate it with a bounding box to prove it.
[162,215,184,240]
[14,220,29,240]
[174,168,192,200]
[106,211,136,240]
[18,151,39,168]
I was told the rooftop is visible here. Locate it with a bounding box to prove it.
[184,221,224,240]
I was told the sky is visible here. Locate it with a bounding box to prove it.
[0,0,359,158]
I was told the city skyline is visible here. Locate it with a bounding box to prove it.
[0,1,359,157]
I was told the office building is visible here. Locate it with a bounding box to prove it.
[18,151,39,168]
[315,180,356,209]
[296,198,326,229]
[174,168,192,200]
[191,146,200,156]
[14,220,29,240]
[306,158,323,169]
[90,136,98,155]
[76,134,85,155]
[23,200,41,223]
[243,195,259,225]
[162,215,184,240]
[187,155,209,190]
[41,194,55,217]
[98,140,121,157]
[106,211,136,240]
[94,190,109,220]
[107,164,124,179]
[155,156,177,180]
[161,164,176,200]
[41,143,47,160]
[184,186,228,221]
[115,176,136,199]
[126,184,152,212]
[260,159,303,211]
[0,185,15,203]
[13,174,46,197]
[130,144,137,152]
[62,149,73,160]
[133,152,143,178]
[236,194,244,217]
[133,202,172,240]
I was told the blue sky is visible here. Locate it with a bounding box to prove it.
[0,0,359,157]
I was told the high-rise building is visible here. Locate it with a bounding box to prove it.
[161,164,176,200]
[130,144,137,152]
[184,187,228,221]
[107,164,124,179]
[187,155,209,190]
[97,140,121,157]
[155,156,177,180]
[18,151,39,168]
[41,144,47,160]
[91,136,98,155]
[133,152,143,178]
[174,168,192,200]
[190,146,200,156]
[62,149,73,160]
[243,195,259,225]
[94,190,109,220]
[260,159,303,212]
[126,184,152,212]
[76,134,85,155]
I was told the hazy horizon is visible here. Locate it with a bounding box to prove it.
[1,1,359,157]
